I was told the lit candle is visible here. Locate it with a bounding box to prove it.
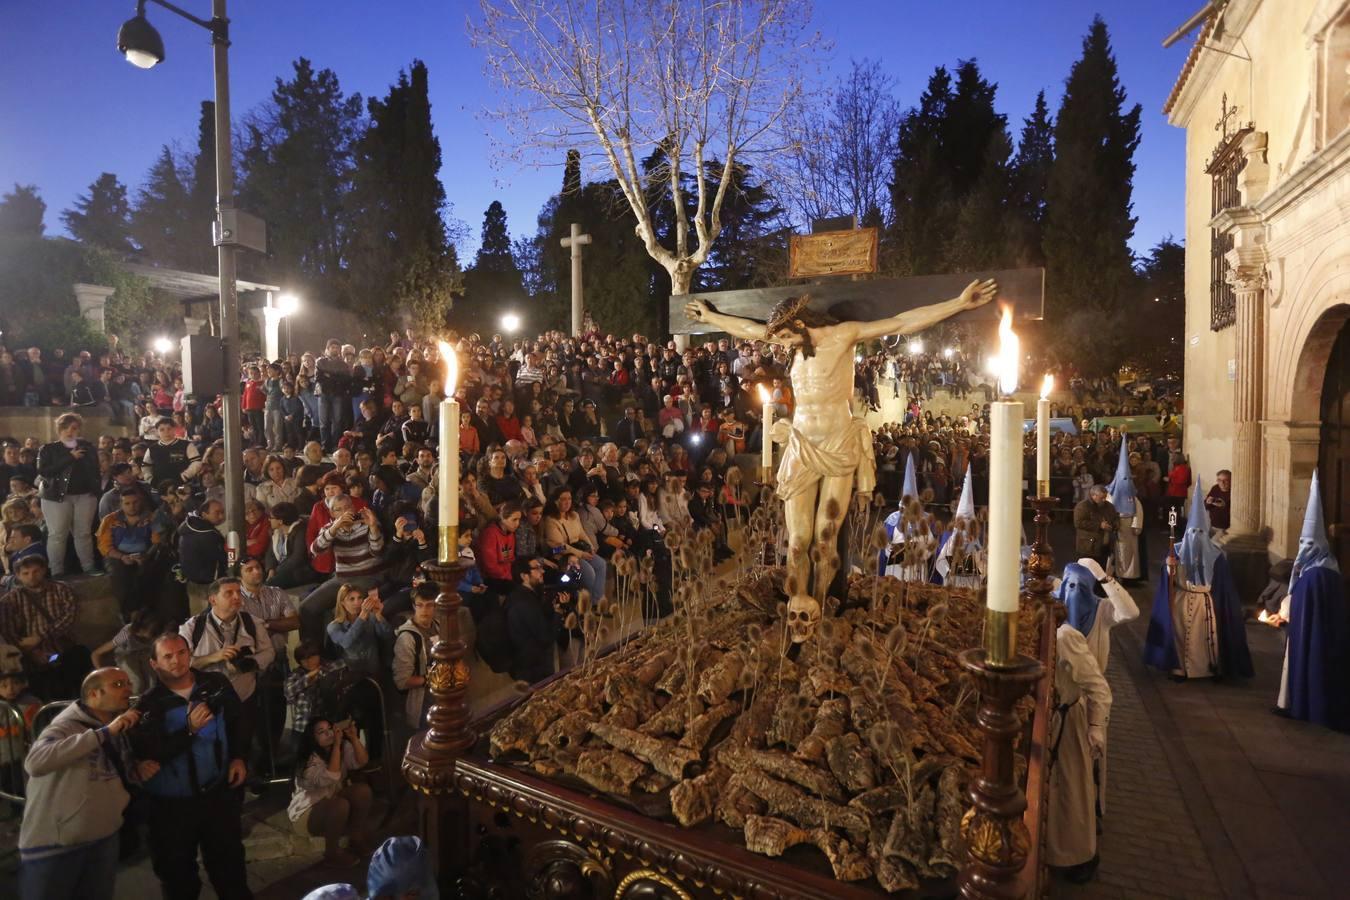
[988,307,1022,615]
[758,383,773,473]
[437,341,460,563]
[1037,374,1053,498]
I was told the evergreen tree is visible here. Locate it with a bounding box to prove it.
[1128,237,1185,375]
[0,184,45,238]
[61,173,134,254]
[460,201,525,330]
[1008,91,1054,265]
[237,58,363,290]
[1043,17,1141,317]
[185,100,219,273]
[130,147,193,267]
[348,61,460,330]
[697,160,787,291]
[888,67,955,275]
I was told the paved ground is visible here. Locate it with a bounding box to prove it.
[1055,529,1350,900]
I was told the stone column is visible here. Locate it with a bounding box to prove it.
[560,223,591,338]
[249,306,284,361]
[73,283,116,334]
[183,317,207,336]
[1227,261,1267,536]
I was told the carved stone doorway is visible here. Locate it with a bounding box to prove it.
[1319,316,1350,574]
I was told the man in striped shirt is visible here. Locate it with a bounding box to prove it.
[298,494,386,642]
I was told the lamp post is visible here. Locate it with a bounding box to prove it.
[119,0,246,545]
[277,293,300,358]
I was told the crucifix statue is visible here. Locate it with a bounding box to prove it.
[685,278,998,641]
[560,222,592,337]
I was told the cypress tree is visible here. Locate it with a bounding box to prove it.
[1043,16,1141,316]
[61,173,134,254]
[0,184,46,238]
[889,66,955,275]
[186,101,219,273]
[1008,91,1055,266]
[131,147,193,267]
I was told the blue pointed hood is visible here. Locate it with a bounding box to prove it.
[368,836,437,899]
[301,887,359,900]
[1107,437,1136,516]
[1056,562,1101,637]
[902,453,918,502]
[955,464,975,521]
[1175,477,1220,585]
[1290,468,1338,592]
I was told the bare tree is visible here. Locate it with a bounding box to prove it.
[784,58,900,229]
[472,0,821,296]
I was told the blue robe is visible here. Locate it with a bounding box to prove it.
[1143,554,1253,678]
[1281,566,1350,732]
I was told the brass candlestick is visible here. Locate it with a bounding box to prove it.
[403,558,476,881]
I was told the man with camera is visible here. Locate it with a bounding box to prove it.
[238,557,298,766]
[18,667,149,900]
[505,557,561,685]
[178,576,274,776]
[129,632,252,900]
[0,554,92,701]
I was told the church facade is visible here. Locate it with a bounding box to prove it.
[1169,0,1350,566]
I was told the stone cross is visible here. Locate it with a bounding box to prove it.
[560,222,592,337]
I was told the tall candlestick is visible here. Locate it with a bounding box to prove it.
[987,307,1022,656]
[436,342,460,563]
[757,383,773,474]
[1037,374,1053,498]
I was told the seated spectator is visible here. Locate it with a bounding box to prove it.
[286,718,372,868]
[0,654,40,796]
[3,522,45,589]
[97,488,159,620]
[504,557,560,685]
[542,487,607,602]
[0,556,92,700]
[474,501,521,599]
[266,501,316,588]
[255,454,299,509]
[325,584,391,679]
[178,499,227,615]
[283,640,353,751]
[244,498,270,559]
[384,504,434,585]
[91,607,165,695]
[300,493,385,642]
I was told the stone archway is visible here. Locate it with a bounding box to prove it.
[1280,304,1350,560]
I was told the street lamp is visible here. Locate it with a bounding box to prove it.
[120,0,247,552]
[908,339,924,356]
[152,336,174,355]
[277,293,300,316]
[943,347,954,359]
[501,313,521,333]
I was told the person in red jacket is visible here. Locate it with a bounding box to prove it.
[241,366,266,447]
[305,471,369,578]
[474,500,522,596]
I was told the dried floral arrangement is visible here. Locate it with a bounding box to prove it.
[488,496,1039,892]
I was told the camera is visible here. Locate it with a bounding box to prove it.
[231,645,259,674]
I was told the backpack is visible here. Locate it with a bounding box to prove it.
[475,601,513,675]
[395,629,426,695]
[189,609,258,653]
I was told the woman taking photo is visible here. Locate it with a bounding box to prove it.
[287,718,373,867]
[326,584,392,679]
[542,487,608,602]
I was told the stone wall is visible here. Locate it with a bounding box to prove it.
[0,409,132,443]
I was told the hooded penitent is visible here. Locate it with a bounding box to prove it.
[1107,437,1136,517]
[901,453,918,502]
[1056,562,1101,638]
[1176,477,1220,586]
[367,835,438,899]
[935,465,978,579]
[1289,468,1339,593]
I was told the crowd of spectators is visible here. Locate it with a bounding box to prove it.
[0,316,1190,895]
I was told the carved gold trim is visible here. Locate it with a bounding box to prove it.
[614,868,693,900]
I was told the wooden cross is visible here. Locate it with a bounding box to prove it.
[668,267,1045,335]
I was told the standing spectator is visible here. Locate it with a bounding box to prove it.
[129,633,251,900]
[178,499,228,615]
[391,583,438,730]
[241,366,266,447]
[37,412,102,576]
[504,557,559,685]
[143,416,201,486]
[97,489,159,620]
[17,668,146,900]
[316,339,352,451]
[266,501,315,589]
[286,717,372,867]
[239,557,299,758]
[180,577,274,766]
[1205,468,1232,534]
[1164,451,1193,529]
[1073,485,1120,569]
[0,555,92,700]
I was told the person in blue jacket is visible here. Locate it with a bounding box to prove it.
[128,632,252,900]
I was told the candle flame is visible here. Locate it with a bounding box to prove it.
[438,341,458,397]
[757,384,771,405]
[1040,373,1054,400]
[996,305,1019,395]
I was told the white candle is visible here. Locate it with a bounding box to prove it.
[436,342,460,563]
[758,383,773,471]
[987,308,1022,613]
[1037,374,1053,497]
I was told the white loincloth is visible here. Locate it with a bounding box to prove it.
[773,416,876,502]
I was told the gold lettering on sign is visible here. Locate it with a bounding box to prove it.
[788,227,879,278]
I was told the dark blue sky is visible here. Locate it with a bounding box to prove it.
[0,1,1197,262]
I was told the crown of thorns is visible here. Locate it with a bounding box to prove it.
[765,295,812,335]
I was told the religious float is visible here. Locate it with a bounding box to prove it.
[405,276,1062,899]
